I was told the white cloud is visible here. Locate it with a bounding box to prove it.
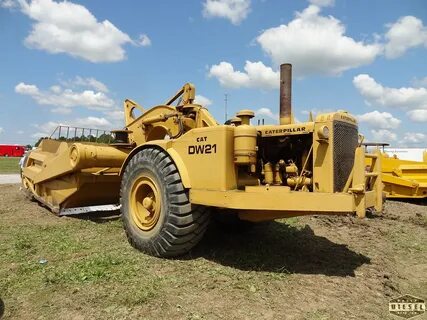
[71,77,109,93]
[384,16,427,59]
[370,129,397,143]
[194,95,213,107]
[401,132,426,145]
[15,82,39,95]
[373,131,427,147]
[58,76,109,93]
[32,132,50,139]
[32,116,113,138]
[256,5,382,76]
[308,0,334,7]
[407,109,427,122]
[15,81,114,111]
[356,111,401,129]
[0,0,17,8]
[0,127,4,134]
[412,76,427,88]
[353,74,427,111]
[104,109,124,121]
[51,107,72,114]
[301,108,333,116]
[255,107,278,121]
[18,0,135,63]
[209,61,279,89]
[72,116,112,129]
[103,109,125,128]
[202,0,251,25]
[137,34,151,47]
[50,85,61,93]
[17,130,24,134]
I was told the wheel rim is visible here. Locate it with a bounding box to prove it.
[130,175,162,231]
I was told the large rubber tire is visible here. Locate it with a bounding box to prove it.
[120,147,211,257]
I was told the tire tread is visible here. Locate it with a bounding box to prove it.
[120,147,211,257]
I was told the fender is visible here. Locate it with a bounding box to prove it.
[119,143,191,189]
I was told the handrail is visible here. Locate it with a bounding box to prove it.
[48,125,113,144]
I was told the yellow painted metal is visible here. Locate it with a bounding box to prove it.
[22,81,383,220]
[352,147,367,218]
[124,99,145,125]
[264,163,274,185]
[130,174,162,231]
[158,113,380,217]
[69,143,128,170]
[312,111,358,193]
[233,124,257,166]
[190,187,379,221]
[230,117,242,126]
[164,83,195,106]
[371,150,383,211]
[165,126,237,191]
[257,122,314,138]
[21,139,129,213]
[235,109,255,125]
[127,104,179,144]
[367,152,427,199]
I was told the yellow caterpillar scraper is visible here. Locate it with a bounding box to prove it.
[22,136,129,214]
[363,144,427,199]
[22,64,383,257]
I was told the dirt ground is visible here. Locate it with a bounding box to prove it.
[0,184,426,320]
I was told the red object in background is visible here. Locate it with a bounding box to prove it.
[0,144,26,157]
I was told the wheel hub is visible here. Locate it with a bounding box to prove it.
[130,176,161,231]
[142,197,154,211]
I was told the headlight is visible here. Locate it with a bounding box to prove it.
[318,125,329,139]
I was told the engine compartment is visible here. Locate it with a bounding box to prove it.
[256,134,314,191]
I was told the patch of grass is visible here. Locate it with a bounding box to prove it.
[1,187,425,319]
[0,213,170,318]
[304,309,330,320]
[1,224,89,262]
[0,156,21,174]
[43,254,127,284]
[281,217,302,228]
[14,235,34,251]
[1,213,309,318]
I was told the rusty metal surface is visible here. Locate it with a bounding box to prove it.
[280,63,292,125]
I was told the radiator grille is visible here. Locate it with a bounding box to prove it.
[333,121,358,192]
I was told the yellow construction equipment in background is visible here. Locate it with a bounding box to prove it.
[364,143,427,199]
[21,64,383,257]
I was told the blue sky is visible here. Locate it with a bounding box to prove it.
[0,0,426,146]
